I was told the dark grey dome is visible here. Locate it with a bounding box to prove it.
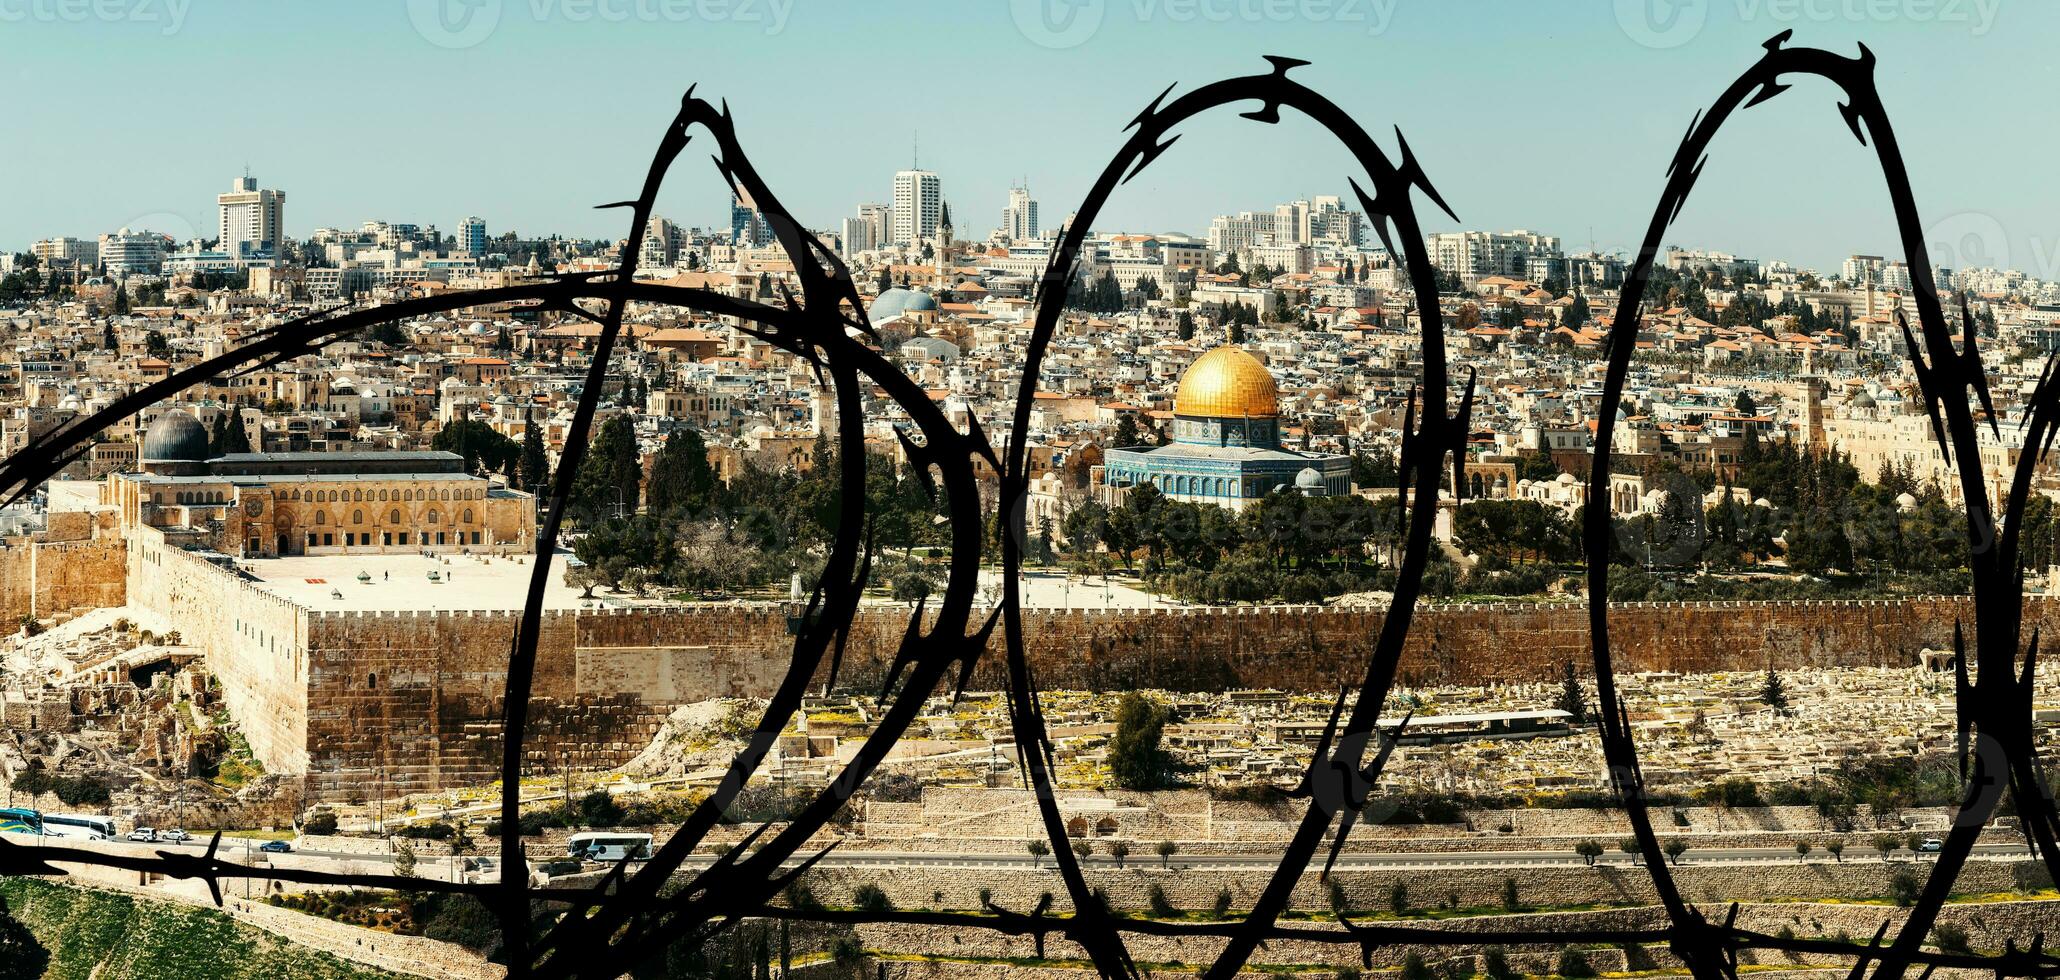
[867,287,937,321]
[142,410,208,462]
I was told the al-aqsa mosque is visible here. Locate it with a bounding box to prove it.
[1101,345,1351,511]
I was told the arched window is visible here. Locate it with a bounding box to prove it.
[314,512,326,525]
[463,508,473,523]
[427,510,438,524]
[367,672,377,689]
[389,509,401,523]
[352,509,363,524]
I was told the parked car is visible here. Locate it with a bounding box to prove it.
[127,827,155,842]
[157,828,192,843]
[1918,838,1945,852]
[258,840,292,854]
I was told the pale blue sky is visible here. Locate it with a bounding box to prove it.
[2,0,2048,273]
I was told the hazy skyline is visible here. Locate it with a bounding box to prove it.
[3,0,2049,274]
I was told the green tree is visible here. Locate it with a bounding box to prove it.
[1760,667,1790,713]
[520,406,550,491]
[144,329,170,359]
[101,322,117,351]
[1107,692,1173,789]
[1112,414,1142,449]
[1555,946,1596,978]
[1480,947,1514,980]
[434,418,519,476]
[571,415,642,524]
[1574,839,1603,866]
[1556,662,1588,725]
[1026,839,1049,866]
[1156,839,1178,867]
[1662,838,1688,865]
[646,428,717,517]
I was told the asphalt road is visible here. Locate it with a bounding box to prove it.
[112,837,2036,873]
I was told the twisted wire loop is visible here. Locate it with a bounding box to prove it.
[0,38,2054,980]
[1587,30,2060,980]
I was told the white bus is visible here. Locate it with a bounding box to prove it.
[566,832,653,863]
[42,814,116,840]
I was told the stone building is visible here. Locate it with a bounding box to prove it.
[101,408,533,558]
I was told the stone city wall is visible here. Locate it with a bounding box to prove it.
[299,604,797,798]
[0,534,127,623]
[832,596,2025,693]
[125,527,310,776]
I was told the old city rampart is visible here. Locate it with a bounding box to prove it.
[110,540,2054,799]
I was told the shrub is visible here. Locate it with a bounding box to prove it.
[1400,952,1435,980]
[1889,867,1923,907]
[397,821,455,840]
[1501,877,1521,911]
[1480,946,1514,980]
[1933,922,1970,953]
[1387,881,1408,915]
[1147,884,1176,918]
[303,812,338,836]
[1211,887,1233,919]
[852,883,893,913]
[786,882,822,912]
[1555,946,1596,978]
[52,775,110,807]
[422,894,498,952]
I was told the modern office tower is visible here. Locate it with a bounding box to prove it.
[217,173,286,258]
[459,216,488,256]
[1002,185,1039,241]
[731,190,772,248]
[891,169,941,246]
[840,203,889,256]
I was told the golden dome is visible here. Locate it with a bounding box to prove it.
[1173,345,1279,418]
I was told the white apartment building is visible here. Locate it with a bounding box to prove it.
[98,229,168,276]
[32,237,97,267]
[460,217,488,256]
[1427,230,1561,284]
[891,170,942,246]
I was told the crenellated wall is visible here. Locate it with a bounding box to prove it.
[111,545,2037,802]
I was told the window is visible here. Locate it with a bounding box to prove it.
[471,531,481,544]
[436,532,446,545]
[352,509,363,524]
[427,510,438,524]
[367,673,376,689]
[398,533,410,545]
[314,511,326,525]
[323,534,333,546]
[389,509,401,523]
[463,508,473,523]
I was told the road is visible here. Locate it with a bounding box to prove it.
[114,837,2038,874]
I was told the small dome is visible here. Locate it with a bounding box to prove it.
[867,287,937,321]
[1556,472,1578,485]
[141,410,208,463]
[1896,491,1919,511]
[1852,389,1877,408]
[1295,467,1324,490]
[1173,345,1279,418]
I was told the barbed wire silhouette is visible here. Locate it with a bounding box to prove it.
[0,33,2054,980]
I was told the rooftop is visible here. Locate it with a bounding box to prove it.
[240,551,597,613]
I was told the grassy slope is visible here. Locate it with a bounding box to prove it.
[1,878,407,980]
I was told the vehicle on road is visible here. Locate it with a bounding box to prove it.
[127,827,156,842]
[0,808,42,837]
[566,831,653,863]
[259,840,292,853]
[43,814,115,840]
[1918,838,1945,852]
[158,828,192,842]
